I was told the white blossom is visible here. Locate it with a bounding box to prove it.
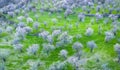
[101,63,110,70]
[58,32,73,44]
[85,27,94,36]
[17,16,25,21]
[111,25,118,35]
[78,13,85,22]
[0,63,5,70]
[5,26,13,33]
[27,60,44,70]
[15,27,27,40]
[87,41,97,52]
[52,30,61,37]
[49,61,66,70]
[114,43,120,54]
[64,8,73,18]
[33,22,39,30]
[47,35,54,44]
[8,12,15,17]
[0,28,3,34]
[105,31,115,42]
[13,44,23,51]
[59,49,68,59]
[96,13,103,21]
[42,43,55,55]
[39,31,49,40]
[67,56,78,66]
[23,26,32,33]
[11,36,21,44]
[27,17,33,23]
[27,44,39,55]
[72,42,83,52]
[0,49,10,62]
[18,22,26,27]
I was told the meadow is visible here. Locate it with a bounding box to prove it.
[0,0,120,70]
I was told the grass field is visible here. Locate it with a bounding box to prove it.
[0,3,120,70]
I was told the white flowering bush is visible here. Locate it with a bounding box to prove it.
[0,49,10,62]
[96,13,103,21]
[59,49,68,59]
[11,37,20,44]
[13,44,23,52]
[0,62,5,70]
[72,42,83,60]
[38,31,49,40]
[27,44,39,55]
[17,16,25,21]
[5,26,13,33]
[33,22,39,30]
[85,27,94,36]
[17,22,26,27]
[111,25,118,35]
[23,26,32,34]
[8,12,15,17]
[87,41,97,52]
[105,31,115,42]
[48,61,66,70]
[42,43,55,55]
[15,27,27,40]
[27,17,34,23]
[67,56,80,69]
[78,13,85,22]
[114,43,120,62]
[0,28,3,34]
[64,8,73,18]
[52,30,61,37]
[72,42,83,52]
[58,32,73,44]
[27,60,44,70]
[46,35,54,44]
[101,63,110,70]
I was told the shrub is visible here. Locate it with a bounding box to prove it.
[87,41,97,52]
[27,44,39,55]
[59,49,68,59]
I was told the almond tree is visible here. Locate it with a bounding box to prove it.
[72,42,83,60]
[59,49,68,59]
[27,44,39,55]
[87,41,97,53]
[114,43,120,62]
